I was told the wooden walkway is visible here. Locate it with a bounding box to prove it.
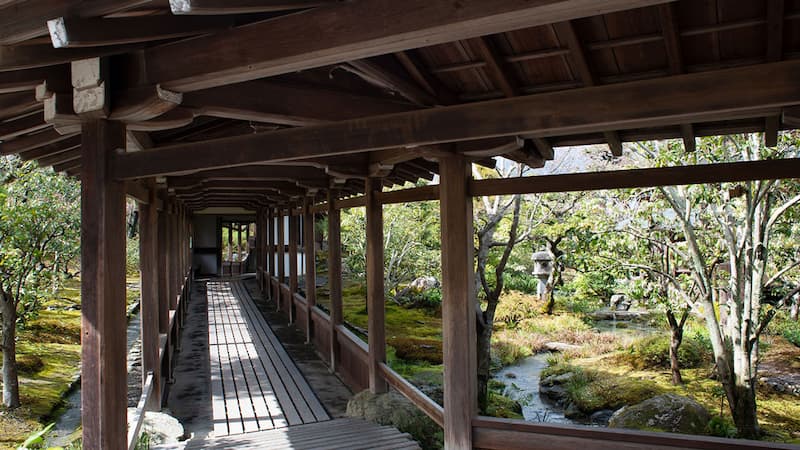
[207,280,329,437]
[187,417,421,449]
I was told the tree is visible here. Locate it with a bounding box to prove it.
[473,162,534,412]
[0,157,80,408]
[637,134,800,438]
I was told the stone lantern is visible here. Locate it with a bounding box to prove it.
[532,251,554,297]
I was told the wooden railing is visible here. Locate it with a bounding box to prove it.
[471,416,799,450]
[127,372,155,450]
[129,269,192,449]
[379,363,444,427]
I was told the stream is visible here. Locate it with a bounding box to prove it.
[492,311,661,426]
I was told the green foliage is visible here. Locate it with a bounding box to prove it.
[494,291,539,326]
[565,271,616,303]
[503,272,539,295]
[17,422,54,450]
[768,316,800,348]
[621,333,712,370]
[706,416,738,438]
[0,156,81,324]
[396,287,442,312]
[126,235,140,276]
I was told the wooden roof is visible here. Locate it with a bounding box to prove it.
[0,0,799,210]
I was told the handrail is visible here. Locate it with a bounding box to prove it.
[379,363,444,427]
[127,371,155,450]
[471,416,799,450]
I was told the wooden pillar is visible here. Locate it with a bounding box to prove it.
[288,208,299,324]
[267,209,275,284]
[157,201,170,335]
[170,208,179,309]
[327,190,343,371]
[138,189,161,407]
[303,196,316,343]
[439,154,477,450]
[255,209,263,286]
[80,119,127,450]
[276,209,285,310]
[366,178,387,394]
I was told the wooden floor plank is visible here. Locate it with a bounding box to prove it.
[232,281,329,422]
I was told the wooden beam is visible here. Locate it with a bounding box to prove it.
[765,0,785,147]
[37,145,81,167]
[1,128,78,155]
[0,91,38,120]
[365,177,387,394]
[345,59,438,106]
[782,106,800,128]
[555,20,623,156]
[169,0,333,15]
[48,15,233,48]
[113,60,800,179]
[0,0,157,45]
[142,0,675,92]
[469,37,516,97]
[438,153,476,449]
[17,134,80,160]
[0,112,49,140]
[80,119,127,450]
[110,85,183,122]
[0,65,68,94]
[327,189,342,371]
[0,44,139,72]
[126,108,195,132]
[303,196,316,343]
[183,80,415,126]
[470,158,800,197]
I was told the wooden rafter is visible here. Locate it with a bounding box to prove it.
[113,60,800,179]
[0,111,48,140]
[140,0,675,92]
[765,0,785,147]
[0,43,139,71]
[0,0,158,44]
[47,15,234,48]
[0,65,68,94]
[657,3,696,152]
[169,0,334,15]
[555,20,623,156]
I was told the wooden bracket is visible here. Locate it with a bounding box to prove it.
[72,57,109,118]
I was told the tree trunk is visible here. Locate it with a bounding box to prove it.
[0,290,20,408]
[791,293,798,321]
[730,383,760,439]
[669,327,683,385]
[476,322,493,414]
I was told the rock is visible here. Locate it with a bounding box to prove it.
[590,409,616,426]
[409,276,440,291]
[347,390,438,449]
[608,394,710,435]
[127,410,187,446]
[610,294,630,311]
[544,342,581,352]
[564,402,584,420]
[590,310,644,321]
[539,372,573,405]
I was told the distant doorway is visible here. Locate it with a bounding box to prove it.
[219,221,254,276]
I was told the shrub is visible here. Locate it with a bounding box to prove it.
[504,272,540,295]
[768,316,800,347]
[621,333,712,370]
[388,337,442,364]
[16,354,45,375]
[495,291,540,326]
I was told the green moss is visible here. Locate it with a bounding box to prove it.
[388,337,442,364]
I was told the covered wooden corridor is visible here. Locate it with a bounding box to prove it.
[1,0,800,448]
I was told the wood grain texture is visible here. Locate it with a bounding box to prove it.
[138,187,161,408]
[144,0,674,92]
[113,60,800,179]
[365,178,387,394]
[327,190,343,371]
[438,154,476,450]
[80,119,127,450]
[302,197,316,343]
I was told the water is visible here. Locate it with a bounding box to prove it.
[493,353,574,424]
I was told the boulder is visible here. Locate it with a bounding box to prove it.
[347,390,438,449]
[610,294,630,311]
[608,394,710,435]
[544,342,581,353]
[409,276,440,291]
[539,372,573,405]
[589,409,615,426]
[128,410,187,447]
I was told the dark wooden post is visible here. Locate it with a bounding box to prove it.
[327,190,343,371]
[303,196,317,343]
[288,207,299,324]
[439,154,477,449]
[276,208,285,310]
[267,208,275,297]
[255,209,263,287]
[366,178,387,394]
[80,119,127,450]
[170,207,179,309]
[157,199,170,335]
[139,187,161,408]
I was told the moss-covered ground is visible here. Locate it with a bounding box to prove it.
[0,276,141,449]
